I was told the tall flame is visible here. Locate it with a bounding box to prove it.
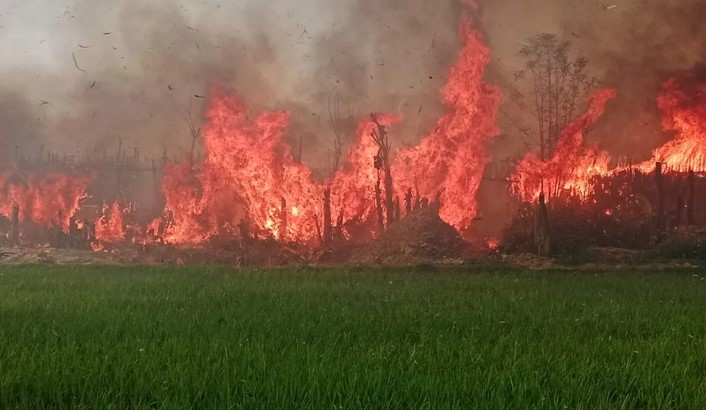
[512,89,616,202]
[159,2,500,243]
[641,76,706,172]
[395,15,501,231]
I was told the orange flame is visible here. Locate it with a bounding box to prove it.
[159,3,500,244]
[512,89,616,202]
[638,76,706,173]
[0,170,91,232]
[94,200,125,243]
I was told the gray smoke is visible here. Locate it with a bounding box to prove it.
[0,0,462,166]
[479,0,706,161]
[0,0,703,170]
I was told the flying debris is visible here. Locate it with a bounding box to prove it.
[39,100,49,105]
[168,85,174,91]
[102,32,112,35]
[194,95,205,99]
[78,44,90,48]
[88,81,96,89]
[71,52,86,72]
[605,4,617,10]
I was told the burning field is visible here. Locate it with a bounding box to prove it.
[0,0,705,268]
[3,0,706,408]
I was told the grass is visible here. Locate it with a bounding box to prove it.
[1,265,706,409]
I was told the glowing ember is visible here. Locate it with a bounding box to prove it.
[487,237,499,250]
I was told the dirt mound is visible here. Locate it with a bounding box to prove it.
[350,208,470,265]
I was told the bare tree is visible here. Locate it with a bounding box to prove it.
[513,33,596,160]
[324,91,355,172]
[176,97,202,170]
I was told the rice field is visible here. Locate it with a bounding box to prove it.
[1,265,705,409]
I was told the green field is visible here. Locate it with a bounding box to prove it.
[1,265,706,409]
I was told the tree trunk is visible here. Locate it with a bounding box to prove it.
[535,193,550,256]
[375,176,384,235]
[10,203,19,245]
[393,197,401,223]
[383,159,394,228]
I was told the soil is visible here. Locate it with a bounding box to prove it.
[349,207,471,265]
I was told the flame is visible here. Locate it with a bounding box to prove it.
[94,200,125,243]
[511,89,617,202]
[511,75,706,205]
[159,2,499,244]
[0,170,91,232]
[638,76,706,173]
[394,15,502,232]
[487,237,499,250]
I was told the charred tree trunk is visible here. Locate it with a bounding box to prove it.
[374,176,384,235]
[404,188,413,217]
[688,170,696,225]
[383,162,394,228]
[9,203,19,245]
[535,193,550,256]
[371,114,394,229]
[335,209,344,241]
[393,197,401,223]
[323,188,332,247]
[237,218,250,243]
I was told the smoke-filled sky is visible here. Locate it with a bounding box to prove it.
[0,0,704,165]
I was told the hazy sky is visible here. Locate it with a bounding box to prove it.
[0,0,459,160]
[0,0,704,163]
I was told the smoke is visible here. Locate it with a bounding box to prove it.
[478,0,706,161]
[2,0,703,170]
[0,0,463,165]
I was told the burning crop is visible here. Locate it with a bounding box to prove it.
[0,170,91,233]
[512,74,706,205]
[156,1,500,245]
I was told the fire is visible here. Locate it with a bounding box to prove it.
[639,76,706,173]
[512,89,616,202]
[0,169,91,232]
[487,237,499,250]
[161,93,322,244]
[94,200,125,244]
[394,12,502,232]
[158,1,499,244]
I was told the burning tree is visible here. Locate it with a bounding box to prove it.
[371,114,395,230]
[513,33,596,161]
[324,91,356,174]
